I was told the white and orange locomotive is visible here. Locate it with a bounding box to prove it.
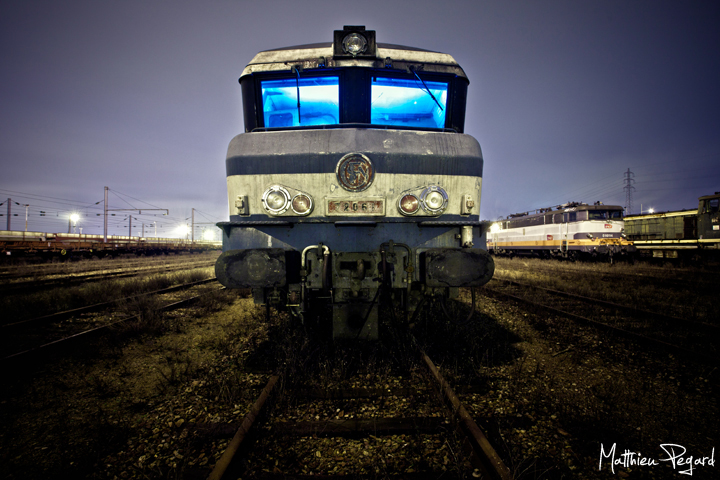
[487,202,636,261]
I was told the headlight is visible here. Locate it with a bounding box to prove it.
[421,186,448,214]
[291,194,313,215]
[342,33,367,57]
[398,194,419,215]
[262,186,290,214]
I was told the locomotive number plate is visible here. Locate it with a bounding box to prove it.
[326,198,385,216]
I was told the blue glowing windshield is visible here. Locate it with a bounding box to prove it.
[371,77,448,129]
[261,76,339,127]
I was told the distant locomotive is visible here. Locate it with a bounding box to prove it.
[215,26,494,339]
[624,192,720,260]
[486,202,636,261]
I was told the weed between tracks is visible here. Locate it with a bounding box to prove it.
[468,258,719,479]
[0,285,249,480]
[239,309,478,477]
[2,256,718,479]
[0,267,212,324]
[0,251,220,279]
[493,256,717,323]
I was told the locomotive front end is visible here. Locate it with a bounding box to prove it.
[216,26,493,339]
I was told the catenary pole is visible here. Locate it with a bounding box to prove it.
[104,186,108,243]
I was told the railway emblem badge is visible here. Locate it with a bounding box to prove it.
[336,153,374,192]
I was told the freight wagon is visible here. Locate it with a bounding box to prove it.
[0,230,220,259]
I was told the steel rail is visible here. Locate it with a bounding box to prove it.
[0,259,214,281]
[2,286,226,364]
[492,276,718,333]
[207,375,280,480]
[0,261,215,294]
[482,285,718,365]
[412,335,513,480]
[494,263,718,291]
[2,277,219,330]
[0,257,210,280]
[496,257,718,285]
[204,335,513,479]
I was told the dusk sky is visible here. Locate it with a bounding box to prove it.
[2,0,719,238]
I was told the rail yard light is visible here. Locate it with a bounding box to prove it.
[69,213,80,234]
[489,222,501,234]
[176,224,190,238]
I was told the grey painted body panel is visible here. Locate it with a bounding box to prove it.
[225,128,483,223]
[241,43,467,79]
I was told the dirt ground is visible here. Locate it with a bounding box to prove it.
[1,259,718,479]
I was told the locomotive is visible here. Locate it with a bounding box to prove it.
[624,192,720,260]
[486,202,636,261]
[215,26,494,339]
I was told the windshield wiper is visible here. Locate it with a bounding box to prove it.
[291,65,302,123]
[410,67,443,111]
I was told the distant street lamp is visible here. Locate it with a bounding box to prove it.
[69,213,80,233]
[176,224,190,240]
[202,229,215,241]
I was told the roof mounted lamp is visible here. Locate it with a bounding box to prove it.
[333,26,376,58]
[343,33,367,57]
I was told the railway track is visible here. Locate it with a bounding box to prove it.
[494,258,718,289]
[4,264,717,478]
[0,251,217,277]
[1,277,223,364]
[203,332,513,480]
[485,278,719,365]
[0,260,216,295]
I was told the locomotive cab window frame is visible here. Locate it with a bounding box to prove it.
[703,197,719,214]
[587,209,623,221]
[563,212,577,223]
[260,75,340,128]
[244,68,463,132]
[370,73,449,129]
